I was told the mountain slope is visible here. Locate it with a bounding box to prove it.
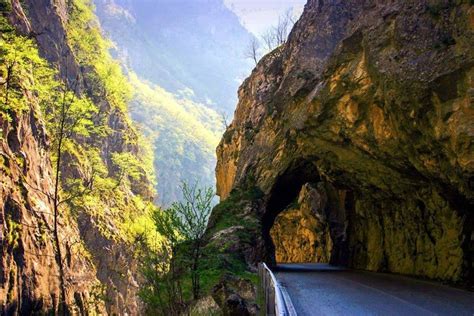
[95,0,253,113]
[128,74,222,205]
[93,0,254,205]
[1,0,156,313]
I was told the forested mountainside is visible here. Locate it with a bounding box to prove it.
[203,0,473,313]
[127,74,222,206]
[93,0,253,206]
[0,0,156,313]
[94,0,253,114]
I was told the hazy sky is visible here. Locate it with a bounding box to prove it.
[224,0,306,36]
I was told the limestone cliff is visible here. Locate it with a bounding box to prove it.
[0,81,103,314]
[1,0,154,314]
[212,0,473,288]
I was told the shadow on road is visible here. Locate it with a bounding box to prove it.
[274,263,347,273]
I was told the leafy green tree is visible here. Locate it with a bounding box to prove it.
[139,240,185,315]
[45,84,97,315]
[112,152,146,183]
[141,183,214,315]
[0,26,99,313]
[0,34,56,118]
[162,182,214,300]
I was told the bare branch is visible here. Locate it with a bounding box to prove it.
[261,29,276,51]
[244,37,260,65]
[260,8,298,52]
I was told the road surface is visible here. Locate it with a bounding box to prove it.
[274,263,474,316]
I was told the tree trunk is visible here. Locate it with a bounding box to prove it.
[53,95,68,315]
[191,239,201,300]
[4,64,13,107]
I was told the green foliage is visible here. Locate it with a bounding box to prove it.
[0,33,56,119]
[0,0,13,34]
[194,245,248,292]
[155,183,214,244]
[112,152,145,182]
[6,216,21,248]
[0,25,98,146]
[158,183,214,298]
[35,0,159,252]
[0,0,12,12]
[128,73,223,205]
[136,132,157,186]
[178,185,264,305]
[59,1,157,247]
[62,145,157,248]
[44,90,98,159]
[82,281,107,313]
[66,0,131,112]
[207,185,263,235]
[140,183,215,314]
[139,242,182,315]
[140,184,263,314]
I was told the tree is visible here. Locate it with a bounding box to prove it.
[275,9,297,45]
[1,30,98,314]
[274,12,290,46]
[0,35,52,117]
[261,28,277,51]
[219,111,230,130]
[260,9,298,52]
[139,238,185,315]
[244,37,260,65]
[154,182,214,300]
[46,81,97,315]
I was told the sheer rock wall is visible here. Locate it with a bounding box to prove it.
[213,0,473,284]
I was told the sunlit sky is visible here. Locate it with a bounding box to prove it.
[224,0,306,36]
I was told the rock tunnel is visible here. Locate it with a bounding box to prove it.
[260,159,472,284]
[262,159,354,266]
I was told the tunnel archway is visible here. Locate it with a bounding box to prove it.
[262,159,320,265]
[261,159,355,267]
[256,154,471,281]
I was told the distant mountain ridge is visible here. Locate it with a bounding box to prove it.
[93,0,254,205]
[94,0,253,113]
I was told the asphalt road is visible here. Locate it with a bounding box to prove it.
[274,263,474,316]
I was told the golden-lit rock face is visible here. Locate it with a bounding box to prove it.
[1,1,151,313]
[271,184,332,263]
[211,0,474,284]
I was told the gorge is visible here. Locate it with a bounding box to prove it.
[1,0,473,315]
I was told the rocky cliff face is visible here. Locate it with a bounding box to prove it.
[213,0,473,286]
[1,0,154,314]
[0,90,103,314]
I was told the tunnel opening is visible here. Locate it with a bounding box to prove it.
[262,159,355,267]
[257,158,472,284]
[270,183,333,264]
[262,159,320,265]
